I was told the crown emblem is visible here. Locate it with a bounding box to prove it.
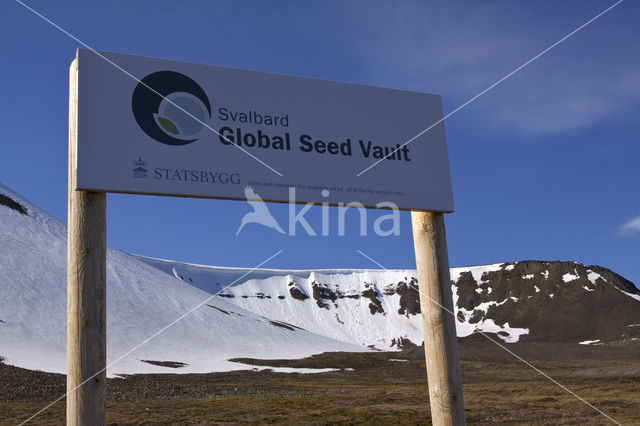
[133,157,148,179]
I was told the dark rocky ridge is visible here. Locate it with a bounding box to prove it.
[0,194,28,215]
[289,282,309,301]
[361,286,384,315]
[394,278,420,316]
[453,260,640,343]
[311,282,337,309]
[308,280,388,315]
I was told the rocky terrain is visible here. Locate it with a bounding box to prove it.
[2,340,640,424]
[453,260,640,343]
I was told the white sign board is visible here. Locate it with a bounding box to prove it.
[74,49,454,211]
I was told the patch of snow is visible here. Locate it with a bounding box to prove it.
[582,286,595,292]
[389,359,409,362]
[579,339,600,345]
[470,298,510,314]
[505,265,515,271]
[522,274,534,279]
[563,271,579,282]
[487,287,493,294]
[451,287,529,343]
[461,318,529,343]
[542,270,549,280]
[549,294,555,298]
[475,288,483,294]
[451,263,504,284]
[621,291,640,302]
[605,281,640,303]
[171,267,182,280]
[534,286,540,293]
[229,362,342,374]
[510,297,518,303]
[586,270,605,284]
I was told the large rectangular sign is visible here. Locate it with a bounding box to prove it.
[74,49,454,211]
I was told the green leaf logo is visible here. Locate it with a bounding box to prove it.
[157,116,180,135]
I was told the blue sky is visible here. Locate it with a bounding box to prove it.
[2,0,639,284]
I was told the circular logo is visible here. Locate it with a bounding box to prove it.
[132,71,212,146]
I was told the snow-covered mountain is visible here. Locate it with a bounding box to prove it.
[1,183,639,375]
[138,256,640,348]
[0,184,362,376]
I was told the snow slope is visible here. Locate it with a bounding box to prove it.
[0,184,363,375]
[138,257,532,346]
[134,258,424,348]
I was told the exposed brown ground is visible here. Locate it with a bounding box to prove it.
[2,339,639,425]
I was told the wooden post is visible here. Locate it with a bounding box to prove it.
[67,55,107,426]
[411,211,466,425]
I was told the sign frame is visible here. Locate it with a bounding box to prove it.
[66,49,465,425]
